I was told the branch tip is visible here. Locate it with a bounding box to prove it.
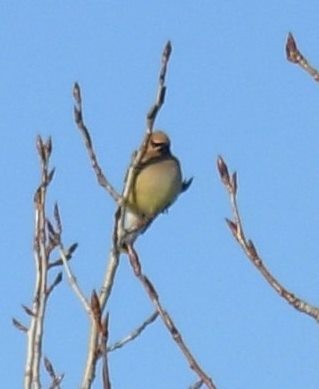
[286,32,298,63]
[163,40,172,61]
[217,156,230,186]
[73,82,81,104]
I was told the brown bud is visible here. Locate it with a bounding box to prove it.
[73,82,81,103]
[36,135,45,161]
[286,32,299,63]
[225,218,238,238]
[217,156,230,186]
[247,239,258,258]
[46,137,52,158]
[91,290,102,330]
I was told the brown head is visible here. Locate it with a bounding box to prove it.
[142,131,171,162]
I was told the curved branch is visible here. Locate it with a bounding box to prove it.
[217,156,319,322]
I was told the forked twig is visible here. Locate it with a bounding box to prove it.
[286,32,319,81]
[127,245,216,389]
[217,156,319,322]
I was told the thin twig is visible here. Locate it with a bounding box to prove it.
[127,245,216,389]
[59,245,91,314]
[107,311,158,352]
[146,40,172,131]
[73,82,121,204]
[217,156,319,322]
[286,32,319,81]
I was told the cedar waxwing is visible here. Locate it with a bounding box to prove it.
[118,130,192,247]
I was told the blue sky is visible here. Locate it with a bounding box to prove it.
[1,2,319,388]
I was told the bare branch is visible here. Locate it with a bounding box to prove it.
[81,41,173,388]
[107,311,158,352]
[127,244,216,389]
[286,32,319,81]
[72,82,121,203]
[59,245,91,314]
[218,156,319,322]
[82,246,120,389]
[146,40,172,131]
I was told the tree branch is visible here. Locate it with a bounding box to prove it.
[217,156,319,322]
[73,82,121,204]
[127,245,217,389]
[23,137,63,388]
[286,32,319,81]
[80,41,173,388]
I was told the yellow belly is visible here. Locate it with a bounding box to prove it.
[131,158,182,217]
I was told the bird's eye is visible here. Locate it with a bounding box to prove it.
[150,140,164,148]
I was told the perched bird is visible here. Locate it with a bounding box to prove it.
[118,130,192,248]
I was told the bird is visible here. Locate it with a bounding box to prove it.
[118,130,192,248]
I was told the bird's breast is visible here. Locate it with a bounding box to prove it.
[132,158,182,217]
